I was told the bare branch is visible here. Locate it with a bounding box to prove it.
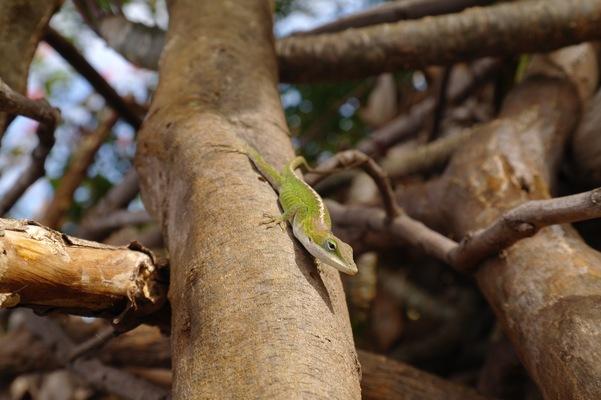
[83,209,152,234]
[359,350,490,400]
[0,78,60,215]
[384,127,476,178]
[41,110,118,229]
[68,326,115,361]
[356,58,499,157]
[429,66,452,140]
[449,187,601,270]
[277,0,601,82]
[307,150,401,218]
[326,200,457,263]
[571,87,601,186]
[0,0,62,136]
[293,0,492,36]
[43,28,142,129]
[328,187,601,272]
[77,169,141,240]
[73,0,164,70]
[0,78,59,126]
[22,312,169,400]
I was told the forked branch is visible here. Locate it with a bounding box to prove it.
[0,78,60,215]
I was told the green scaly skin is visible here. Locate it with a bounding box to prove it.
[222,144,358,275]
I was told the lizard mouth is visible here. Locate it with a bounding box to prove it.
[316,253,358,275]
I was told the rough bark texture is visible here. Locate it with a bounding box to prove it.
[0,219,165,319]
[277,0,601,82]
[135,1,360,399]
[429,68,601,397]
[0,0,62,135]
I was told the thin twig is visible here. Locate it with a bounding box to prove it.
[69,326,116,361]
[428,66,452,141]
[306,150,401,218]
[43,28,142,129]
[0,78,60,215]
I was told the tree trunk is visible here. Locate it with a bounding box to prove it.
[135,1,360,398]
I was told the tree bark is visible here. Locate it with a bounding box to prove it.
[0,219,166,320]
[572,88,601,186]
[419,59,601,397]
[277,0,601,82]
[135,1,360,398]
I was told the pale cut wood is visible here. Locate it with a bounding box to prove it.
[0,219,166,320]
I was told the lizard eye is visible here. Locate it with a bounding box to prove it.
[325,239,337,252]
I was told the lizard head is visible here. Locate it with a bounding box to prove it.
[310,233,358,276]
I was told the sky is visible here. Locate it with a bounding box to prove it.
[0,0,378,220]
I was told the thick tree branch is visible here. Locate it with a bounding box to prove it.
[135,1,360,398]
[43,28,142,129]
[0,79,60,215]
[293,0,492,36]
[383,127,476,178]
[74,0,490,71]
[41,110,117,228]
[73,0,164,70]
[0,219,166,327]
[277,0,601,82]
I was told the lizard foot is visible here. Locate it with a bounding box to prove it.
[260,212,287,231]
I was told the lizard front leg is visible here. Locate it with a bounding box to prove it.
[260,204,303,231]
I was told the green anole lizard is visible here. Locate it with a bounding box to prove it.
[216,143,358,275]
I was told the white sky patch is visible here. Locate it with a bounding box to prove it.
[275,0,378,37]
